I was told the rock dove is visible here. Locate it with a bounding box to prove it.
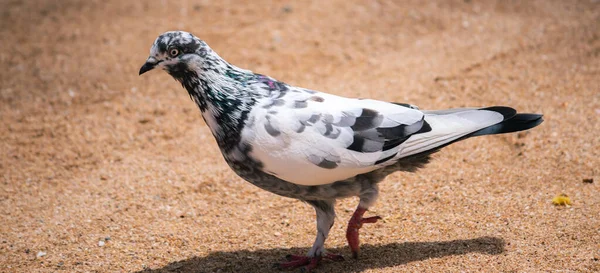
[139,31,543,271]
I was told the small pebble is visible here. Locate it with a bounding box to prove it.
[582,178,593,183]
[282,5,293,13]
[37,251,46,258]
[98,240,105,247]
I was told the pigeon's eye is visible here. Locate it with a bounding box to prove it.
[169,48,180,57]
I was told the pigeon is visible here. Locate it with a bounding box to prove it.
[139,31,543,271]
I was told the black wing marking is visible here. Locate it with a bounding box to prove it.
[294,102,429,169]
[346,108,429,155]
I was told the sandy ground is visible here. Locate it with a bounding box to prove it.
[1,0,599,272]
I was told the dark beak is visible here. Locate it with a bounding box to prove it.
[139,57,160,75]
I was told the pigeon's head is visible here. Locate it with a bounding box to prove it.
[139,31,210,77]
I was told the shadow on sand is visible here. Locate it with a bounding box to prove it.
[138,236,504,273]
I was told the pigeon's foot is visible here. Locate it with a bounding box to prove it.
[274,253,344,272]
[346,207,382,259]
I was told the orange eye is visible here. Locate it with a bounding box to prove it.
[169,48,179,57]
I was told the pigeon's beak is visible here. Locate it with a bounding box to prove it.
[139,57,160,75]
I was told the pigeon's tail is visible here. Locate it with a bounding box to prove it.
[397,106,543,158]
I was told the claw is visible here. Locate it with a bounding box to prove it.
[285,254,307,261]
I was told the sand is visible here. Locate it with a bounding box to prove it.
[1,0,599,272]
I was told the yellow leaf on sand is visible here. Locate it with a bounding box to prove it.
[552,193,572,206]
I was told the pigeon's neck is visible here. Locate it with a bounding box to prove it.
[170,53,261,152]
[177,57,257,111]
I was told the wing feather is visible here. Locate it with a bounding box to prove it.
[243,90,426,185]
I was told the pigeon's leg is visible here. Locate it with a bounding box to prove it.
[275,200,343,271]
[346,185,381,259]
[306,200,338,258]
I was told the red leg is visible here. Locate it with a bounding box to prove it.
[346,207,382,259]
[275,200,344,271]
[303,256,321,272]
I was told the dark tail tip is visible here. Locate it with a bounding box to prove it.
[471,113,543,137]
[500,113,544,133]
